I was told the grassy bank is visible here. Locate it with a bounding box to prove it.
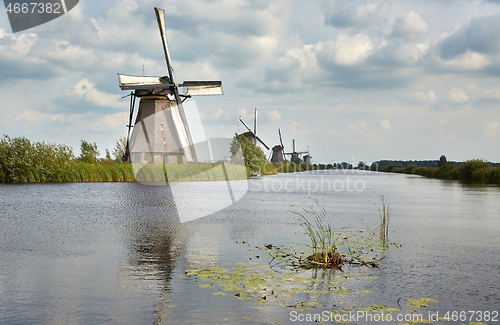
[377,159,500,184]
[0,135,268,183]
[134,163,249,182]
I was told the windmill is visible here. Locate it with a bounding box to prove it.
[270,128,285,163]
[118,7,223,164]
[238,108,269,153]
[284,139,309,164]
[302,146,313,165]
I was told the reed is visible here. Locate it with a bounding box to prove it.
[133,163,249,183]
[0,135,75,183]
[293,199,344,269]
[70,162,135,182]
[374,194,390,245]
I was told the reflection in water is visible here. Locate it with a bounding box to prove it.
[118,183,184,325]
[121,223,184,325]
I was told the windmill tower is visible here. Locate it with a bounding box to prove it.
[270,128,285,163]
[118,7,223,164]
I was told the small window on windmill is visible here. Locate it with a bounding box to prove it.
[160,124,164,132]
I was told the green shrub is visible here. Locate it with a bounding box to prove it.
[488,168,500,184]
[404,164,418,174]
[459,159,490,182]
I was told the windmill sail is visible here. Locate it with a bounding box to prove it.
[181,81,223,96]
[155,7,175,83]
[239,117,269,151]
[118,74,172,90]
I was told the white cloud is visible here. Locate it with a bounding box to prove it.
[66,79,121,108]
[238,108,249,120]
[482,88,500,100]
[315,34,373,66]
[484,121,499,138]
[212,108,223,118]
[14,109,69,125]
[381,120,391,130]
[0,30,37,56]
[92,113,124,131]
[448,87,469,103]
[392,11,429,40]
[436,51,491,70]
[266,110,282,121]
[401,90,437,103]
[348,122,367,133]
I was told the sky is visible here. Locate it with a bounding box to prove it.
[1,0,500,164]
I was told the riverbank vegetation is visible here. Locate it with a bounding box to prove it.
[373,157,500,184]
[0,134,267,183]
[0,135,134,183]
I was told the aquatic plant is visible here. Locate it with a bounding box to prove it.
[293,199,344,269]
[374,194,390,245]
[288,200,390,270]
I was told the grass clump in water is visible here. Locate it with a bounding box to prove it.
[294,200,345,269]
[283,198,393,270]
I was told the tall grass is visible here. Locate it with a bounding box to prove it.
[374,194,390,245]
[133,163,248,183]
[0,135,75,183]
[0,134,139,183]
[289,198,391,270]
[293,199,344,268]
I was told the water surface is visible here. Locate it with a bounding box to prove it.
[1,171,499,324]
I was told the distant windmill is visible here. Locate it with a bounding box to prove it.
[239,108,269,153]
[270,128,285,163]
[284,139,308,164]
[118,7,223,163]
[302,146,312,165]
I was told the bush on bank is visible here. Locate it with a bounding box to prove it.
[377,158,500,184]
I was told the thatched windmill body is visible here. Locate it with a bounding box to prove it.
[118,7,223,164]
[270,128,285,163]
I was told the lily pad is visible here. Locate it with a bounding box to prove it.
[408,297,437,308]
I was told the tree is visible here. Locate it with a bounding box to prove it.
[105,149,112,161]
[79,140,99,163]
[112,136,127,162]
[438,155,447,167]
[230,133,267,174]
